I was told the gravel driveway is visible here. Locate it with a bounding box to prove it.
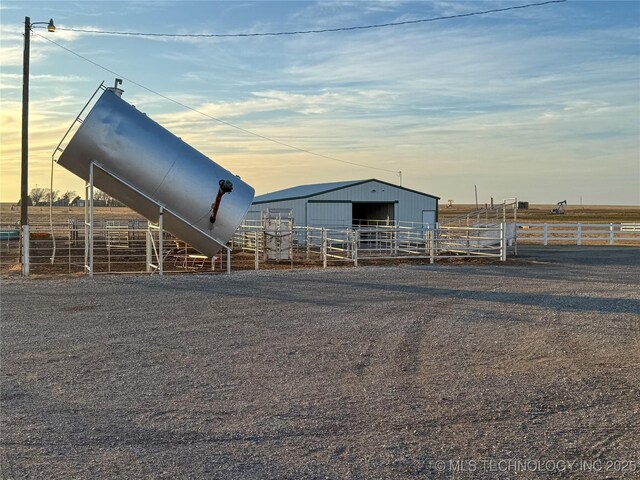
[1,246,639,479]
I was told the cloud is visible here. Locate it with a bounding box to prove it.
[0,44,25,67]
[0,72,87,87]
[151,88,397,128]
[29,23,107,42]
[0,25,77,67]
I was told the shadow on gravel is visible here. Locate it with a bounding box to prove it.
[514,246,640,267]
[415,263,638,286]
[132,276,358,308]
[288,278,640,315]
[125,257,640,314]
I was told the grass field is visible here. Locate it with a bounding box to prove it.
[440,203,640,223]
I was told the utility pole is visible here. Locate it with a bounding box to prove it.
[21,16,31,230]
[474,185,479,210]
[20,16,55,276]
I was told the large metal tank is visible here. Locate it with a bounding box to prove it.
[57,87,255,257]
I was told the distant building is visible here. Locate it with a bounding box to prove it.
[249,179,439,228]
[69,198,107,207]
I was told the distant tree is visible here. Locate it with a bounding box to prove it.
[29,187,46,205]
[93,189,113,205]
[44,189,60,205]
[62,190,77,205]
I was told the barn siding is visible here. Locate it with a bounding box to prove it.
[250,180,438,227]
[307,202,352,228]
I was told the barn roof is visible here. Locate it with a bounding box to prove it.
[253,179,439,204]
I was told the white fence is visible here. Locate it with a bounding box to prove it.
[13,219,639,276]
[233,223,510,268]
[517,223,640,245]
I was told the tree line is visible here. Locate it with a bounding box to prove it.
[27,188,119,206]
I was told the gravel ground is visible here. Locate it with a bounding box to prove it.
[1,246,639,479]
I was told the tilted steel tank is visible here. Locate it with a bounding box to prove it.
[57,86,255,257]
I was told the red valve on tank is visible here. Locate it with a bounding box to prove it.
[209,179,234,224]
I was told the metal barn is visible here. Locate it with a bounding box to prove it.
[248,179,439,228]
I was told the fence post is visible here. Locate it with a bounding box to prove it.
[424,227,429,255]
[466,228,470,257]
[255,231,259,270]
[226,247,231,274]
[88,163,94,278]
[500,222,507,261]
[306,228,310,261]
[353,230,359,267]
[158,206,164,276]
[394,225,399,256]
[322,228,327,268]
[577,223,582,246]
[543,223,548,246]
[146,228,152,273]
[84,183,89,272]
[21,224,29,276]
[429,229,435,264]
[609,223,615,245]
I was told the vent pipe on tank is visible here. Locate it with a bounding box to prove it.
[106,78,124,97]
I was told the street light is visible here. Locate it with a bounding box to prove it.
[21,16,55,275]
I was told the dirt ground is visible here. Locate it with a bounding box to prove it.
[1,246,638,479]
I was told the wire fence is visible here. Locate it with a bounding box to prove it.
[0,220,229,275]
[439,200,518,228]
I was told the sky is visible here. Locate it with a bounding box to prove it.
[0,0,639,205]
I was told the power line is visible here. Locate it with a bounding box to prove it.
[46,0,566,38]
[34,32,399,175]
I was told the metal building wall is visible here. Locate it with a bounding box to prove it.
[309,180,437,225]
[306,202,352,228]
[250,180,438,227]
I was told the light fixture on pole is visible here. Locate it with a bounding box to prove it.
[21,16,55,275]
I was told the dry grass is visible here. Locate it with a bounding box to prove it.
[2,203,639,226]
[440,203,640,223]
[0,204,145,225]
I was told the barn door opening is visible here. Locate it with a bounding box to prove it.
[352,202,395,226]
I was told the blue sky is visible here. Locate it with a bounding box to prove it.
[1,0,638,204]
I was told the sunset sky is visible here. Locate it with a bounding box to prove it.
[1,0,638,205]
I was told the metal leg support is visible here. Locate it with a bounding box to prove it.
[158,206,163,276]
